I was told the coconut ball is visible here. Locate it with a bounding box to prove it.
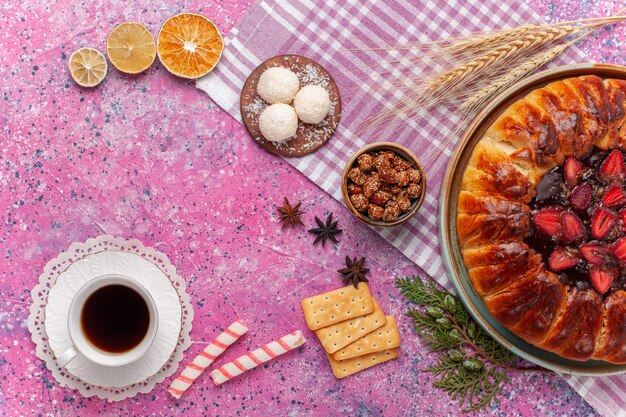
[293,84,331,124]
[257,67,300,104]
[258,103,299,142]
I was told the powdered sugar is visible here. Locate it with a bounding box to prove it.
[297,63,330,89]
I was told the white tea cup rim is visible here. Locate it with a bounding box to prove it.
[58,274,158,368]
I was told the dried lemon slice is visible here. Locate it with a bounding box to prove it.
[157,13,224,79]
[107,22,156,74]
[68,47,108,87]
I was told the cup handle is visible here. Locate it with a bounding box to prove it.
[57,346,79,368]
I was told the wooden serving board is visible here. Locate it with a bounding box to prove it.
[240,54,341,158]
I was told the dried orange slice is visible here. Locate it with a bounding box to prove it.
[107,22,156,74]
[68,47,108,87]
[157,13,224,79]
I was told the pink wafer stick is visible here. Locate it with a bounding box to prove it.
[210,330,306,385]
[168,320,248,399]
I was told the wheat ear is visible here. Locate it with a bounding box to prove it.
[356,14,626,136]
[348,24,539,52]
[352,17,624,78]
[460,33,590,115]
[424,24,596,102]
[351,15,625,52]
[356,25,566,132]
[388,19,615,115]
[443,24,538,54]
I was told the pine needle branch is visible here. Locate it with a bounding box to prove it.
[396,275,552,413]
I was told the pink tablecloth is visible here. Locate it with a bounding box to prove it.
[0,0,617,415]
[198,0,584,282]
[197,1,626,416]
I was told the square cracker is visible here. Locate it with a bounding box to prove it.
[301,283,374,330]
[326,348,399,379]
[332,315,400,360]
[316,298,386,354]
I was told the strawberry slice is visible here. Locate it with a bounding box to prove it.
[591,207,617,239]
[580,242,609,266]
[564,157,584,188]
[598,149,625,183]
[560,211,585,243]
[570,184,593,211]
[589,268,616,295]
[549,247,579,271]
[602,186,626,208]
[621,210,626,233]
[613,237,626,264]
[532,208,562,237]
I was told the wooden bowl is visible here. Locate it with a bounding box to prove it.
[341,142,426,227]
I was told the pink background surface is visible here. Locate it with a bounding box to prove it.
[1,0,624,416]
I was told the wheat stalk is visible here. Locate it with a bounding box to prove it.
[355,17,623,86]
[442,24,538,55]
[424,23,600,101]
[457,15,620,112]
[352,24,540,79]
[425,30,594,169]
[424,17,626,98]
[356,16,624,137]
[350,24,544,76]
[349,25,538,52]
[375,28,571,124]
[414,39,581,170]
[351,15,625,52]
[460,41,577,115]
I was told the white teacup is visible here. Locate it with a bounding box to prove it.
[57,274,159,368]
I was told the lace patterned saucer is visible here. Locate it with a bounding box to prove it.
[46,250,181,387]
[28,235,194,401]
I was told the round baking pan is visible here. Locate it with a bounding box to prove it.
[439,63,626,376]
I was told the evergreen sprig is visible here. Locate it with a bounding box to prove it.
[396,276,551,413]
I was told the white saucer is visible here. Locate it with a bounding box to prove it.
[45,250,182,388]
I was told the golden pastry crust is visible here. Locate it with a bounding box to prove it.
[483,268,564,332]
[484,268,567,344]
[457,212,530,249]
[461,165,535,202]
[593,290,626,363]
[605,79,626,148]
[466,247,542,296]
[563,76,612,148]
[458,75,626,363]
[462,241,530,268]
[542,80,589,156]
[457,190,528,215]
[536,289,603,361]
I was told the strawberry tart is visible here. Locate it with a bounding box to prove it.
[458,75,626,363]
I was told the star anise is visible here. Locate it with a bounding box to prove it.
[276,197,304,229]
[308,213,342,246]
[338,256,370,288]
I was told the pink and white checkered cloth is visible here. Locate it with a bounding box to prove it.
[196,1,625,415]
